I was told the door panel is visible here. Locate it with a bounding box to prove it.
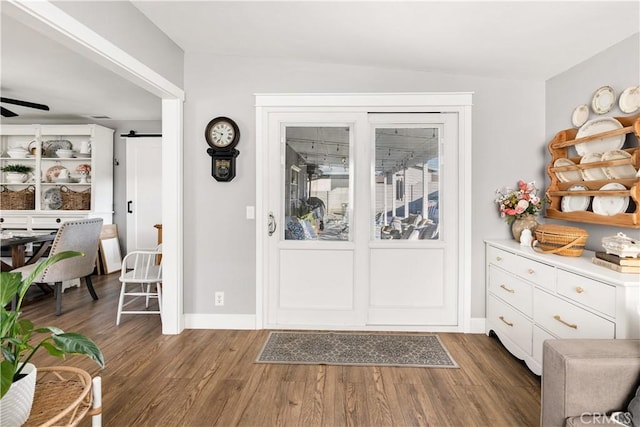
[370,248,444,307]
[126,137,162,252]
[279,249,354,309]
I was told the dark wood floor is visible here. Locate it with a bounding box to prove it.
[23,273,541,426]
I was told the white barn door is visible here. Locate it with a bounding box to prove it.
[126,136,162,252]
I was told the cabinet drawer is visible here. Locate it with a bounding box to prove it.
[0,215,28,228]
[31,215,86,228]
[557,270,616,317]
[512,256,555,290]
[534,289,614,339]
[487,246,518,271]
[489,266,533,316]
[488,294,532,355]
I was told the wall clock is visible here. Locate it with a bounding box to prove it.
[205,117,240,182]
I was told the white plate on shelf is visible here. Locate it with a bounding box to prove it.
[561,185,590,212]
[554,158,582,183]
[619,86,640,114]
[575,117,624,156]
[601,150,636,179]
[592,183,629,216]
[579,152,608,181]
[45,165,68,183]
[571,104,589,127]
[591,85,616,114]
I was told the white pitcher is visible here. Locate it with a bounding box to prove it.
[79,140,91,154]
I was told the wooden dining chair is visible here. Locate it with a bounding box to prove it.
[12,218,104,315]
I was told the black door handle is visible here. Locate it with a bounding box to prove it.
[127,201,133,213]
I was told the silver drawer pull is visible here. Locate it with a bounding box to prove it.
[575,286,584,294]
[499,316,513,327]
[527,268,535,275]
[496,256,503,261]
[554,315,578,329]
[500,284,515,294]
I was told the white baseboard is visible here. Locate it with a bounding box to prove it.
[184,314,486,333]
[184,314,256,330]
[469,317,486,333]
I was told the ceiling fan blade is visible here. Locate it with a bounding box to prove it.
[0,97,50,111]
[1,106,18,117]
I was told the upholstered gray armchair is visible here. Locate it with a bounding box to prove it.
[13,218,103,315]
[541,339,640,426]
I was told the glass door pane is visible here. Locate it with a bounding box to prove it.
[284,126,350,241]
[374,126,440,240]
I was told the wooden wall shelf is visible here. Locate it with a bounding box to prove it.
[545,113,640,228]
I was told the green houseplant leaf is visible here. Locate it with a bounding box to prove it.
[0,251,105,398]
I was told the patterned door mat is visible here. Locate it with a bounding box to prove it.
[256,331,458,368]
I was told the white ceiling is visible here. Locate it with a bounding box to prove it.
[1,1,638,121]
[0,13,162,121]
[134,1,639,80]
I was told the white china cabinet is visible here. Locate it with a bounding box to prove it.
[0,124,113,230]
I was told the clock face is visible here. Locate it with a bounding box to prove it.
[205,117,240,149]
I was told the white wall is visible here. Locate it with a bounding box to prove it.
[183,54,546,319]
[51,0,184,89]
[546,34,640,248]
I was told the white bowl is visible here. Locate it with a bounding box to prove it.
[7,150,28,158]
[56,149,76,158]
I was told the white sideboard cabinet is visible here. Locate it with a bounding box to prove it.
[485,239,640,375]
[0,124,114,229]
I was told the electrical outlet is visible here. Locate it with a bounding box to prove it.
[215,291,224,306]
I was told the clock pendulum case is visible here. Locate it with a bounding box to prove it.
[204,116,240,182]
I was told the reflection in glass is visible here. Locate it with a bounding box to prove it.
[284,127,350,241]
[374,127,440,240]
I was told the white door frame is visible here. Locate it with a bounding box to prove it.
[10,0,185,334]
[256,92,473,332]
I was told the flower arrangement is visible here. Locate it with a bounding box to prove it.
[495,180,547,224]
[75,164,91,174]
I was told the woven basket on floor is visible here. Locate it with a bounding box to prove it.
[0,185,35,210]
[534,224,588,257]
[60,186,91,210]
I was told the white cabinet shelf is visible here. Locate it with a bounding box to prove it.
[0,124,114,229]
[485,239,640,375]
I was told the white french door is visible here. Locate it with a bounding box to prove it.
[257,93,471,331]
[265,112,366,327]
[367,113,459,325]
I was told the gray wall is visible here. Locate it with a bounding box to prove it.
[183,53,546,318]
[545,34,640,248]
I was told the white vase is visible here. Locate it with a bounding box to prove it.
[0,363,37,427]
